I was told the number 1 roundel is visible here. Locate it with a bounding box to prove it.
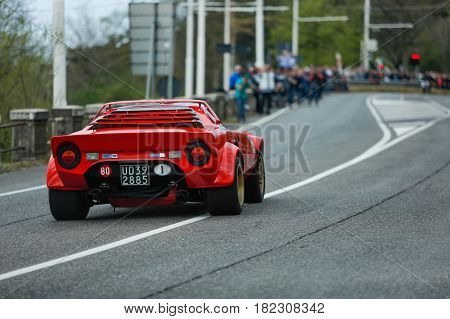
[100,165,112,177]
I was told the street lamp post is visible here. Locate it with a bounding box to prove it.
[361,0,412,71]
[196,0,206,97]
[223,0,231,91]
[185,0,194,97]
[362,0,371,70]
[255,0,265,67]
[52,0,67,108]
[292,0,299,56]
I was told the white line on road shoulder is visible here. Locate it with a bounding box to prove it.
[265,97,392,198]
[265,97,448,198]
[0,185,46,198]
[0,214,209,282]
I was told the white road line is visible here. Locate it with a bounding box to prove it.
[0,96,448,282]
[392,126,416,136]
[0,214,209,281]
[378,114,446,151]
[390,121,426,127]
[265,97,392,198]
[266,97,449,199]
[373,100,444,121]
[266,97,448,198]
[0,185,46,198]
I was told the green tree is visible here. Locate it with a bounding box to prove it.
[0,0,52,122]
[66,9,145,105]
[266,0,361,67]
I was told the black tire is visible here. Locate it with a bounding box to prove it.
[244,153,265,203]
[49,189,90,220]
[207,157,244,215]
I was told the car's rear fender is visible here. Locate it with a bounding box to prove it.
[248,135,264,154]
[207,142,241,187]
[47,156,85,190]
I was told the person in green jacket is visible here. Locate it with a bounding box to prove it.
[235,75,249,123]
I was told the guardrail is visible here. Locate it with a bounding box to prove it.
[0,122,26,129]
[0,122,26,165]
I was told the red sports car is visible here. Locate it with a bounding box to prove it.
[47,99,265,220]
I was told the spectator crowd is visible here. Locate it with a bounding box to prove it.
[228,51,347,123]
[347,68,450,93]
[228,50,449,123]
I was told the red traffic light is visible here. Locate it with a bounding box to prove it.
[411,53,421,61]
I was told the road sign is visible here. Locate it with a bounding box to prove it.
[129,1,176,98]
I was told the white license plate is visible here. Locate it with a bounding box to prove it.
[120,165,150,186]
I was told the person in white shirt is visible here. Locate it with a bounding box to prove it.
[277,50,296,69]
[256,65,275,114]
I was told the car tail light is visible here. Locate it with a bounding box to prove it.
[61,150,76,165]
[191,147,206,162]
[186,141,210,166]
[57,144,81,169]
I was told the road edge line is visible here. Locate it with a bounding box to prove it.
[0,214,210,282]
[0,185,46,198]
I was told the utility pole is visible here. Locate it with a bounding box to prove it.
[196,0,206,97]
[145,17,155,99]
[361,0,413,70]
[335,52,343,73]
[255,0,265,67]
[52,0,67,108]
[292,0,299,56]
[185,0,194,97]
[223,0,231,91]
[188,1,287,95]
[362,0,371,70]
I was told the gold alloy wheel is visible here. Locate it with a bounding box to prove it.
[237,165,245,206]
[259,159,265,195]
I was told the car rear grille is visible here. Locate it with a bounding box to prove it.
[90,107,203,129]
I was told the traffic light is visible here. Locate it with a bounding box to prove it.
[410,53,421,66]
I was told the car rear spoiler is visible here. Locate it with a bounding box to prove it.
[92,99,221,125]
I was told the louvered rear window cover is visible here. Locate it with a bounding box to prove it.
[90,106,204,129]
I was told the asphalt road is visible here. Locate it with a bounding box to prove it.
[0,93,449,298]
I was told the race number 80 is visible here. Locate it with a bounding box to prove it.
[99,165,112,177]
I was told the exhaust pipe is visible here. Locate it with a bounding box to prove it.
[176,190,190,204]
[86,189,104,205]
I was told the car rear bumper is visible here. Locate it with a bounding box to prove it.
[48,152,236,192]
